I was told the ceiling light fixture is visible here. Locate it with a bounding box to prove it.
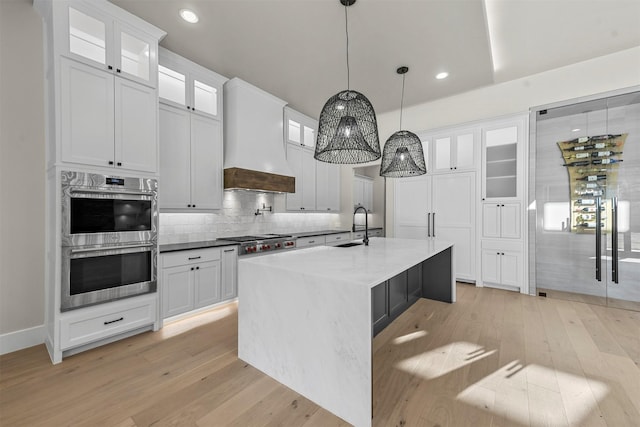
[179,9,199,24]
[314,0,381,164]
[379,66,426,178]
[436,72,449,80]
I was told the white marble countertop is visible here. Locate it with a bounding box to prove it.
[240,237,453,289]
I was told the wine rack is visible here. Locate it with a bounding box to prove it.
[558,133,627,233]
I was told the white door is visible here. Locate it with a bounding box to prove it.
[114,21,156,87]
[194,261,221,308]
[433,136,452,172]
[500,251,521,287]
[60,58,115,168]
[114,77,157,172]
[500,203,521,239]
[363,179,373,212]
[394,175,431,239]
[432,172,476,281]
[191,115,223,209]
[159,104,191,209]
[482,203,501,238]
[301,147,316,210]
[162,266,193,318]
[353,177,365,209]
[481,249,501,284]
[221,247,238,300]
[316,162,340,212]
[286,143,303,210]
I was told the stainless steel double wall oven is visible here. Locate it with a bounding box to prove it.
[61,171,158,311]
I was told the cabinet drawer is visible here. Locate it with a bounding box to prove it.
[325,233,350,245]
[353,231,365,240]
[162,247,222,268]
[60,295,156,350]
[297,236,326,248]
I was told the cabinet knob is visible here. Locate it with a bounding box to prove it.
[117,162,122,167]
[196,266,200,270]
[191,267,194,271]
[116,68,121,73]
[187,204,191,207]
[187,106,191,110]
[107,65,113,70]
[108,161,114,165]
[501,252,505,255]
[193,204,196,208]
[497,252,500,255]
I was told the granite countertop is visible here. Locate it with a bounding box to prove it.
[160,228,384,253]
[159,240,239,253]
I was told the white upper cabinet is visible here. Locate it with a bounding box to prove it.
[158,48,225,120]
[481,116,527,200]
[431,129,478,173]
[63,1,159,88]
[60,56,157,172]
[285,106,340,212]
[35,0,165,173]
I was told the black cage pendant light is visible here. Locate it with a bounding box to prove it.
[314,0,381,164]
[380,66,426,177]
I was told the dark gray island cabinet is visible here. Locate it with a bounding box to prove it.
[372,246,453,336]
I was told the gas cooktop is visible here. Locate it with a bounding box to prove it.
[223,234,296,255]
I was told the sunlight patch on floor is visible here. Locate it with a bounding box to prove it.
[394,341,497,380]
[457,362,609,425]
[392,330,428,345]
[159,304,236,339]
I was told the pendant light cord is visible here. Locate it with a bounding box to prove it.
[399,73,406,130]
[344,3,350,91]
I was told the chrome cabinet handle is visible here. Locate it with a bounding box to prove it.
[612,197,619,284]
[188,256,201,260]
[595,196,602,282]
[70,243,153,253]
[427,212,431,237]
[224,249,235,253]
[433,212,436,238]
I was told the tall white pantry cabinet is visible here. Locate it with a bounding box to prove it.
[35,0,166,363]
[393,114,528,293]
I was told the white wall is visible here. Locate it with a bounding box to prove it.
[0,0,46,340]
[379,46,640,234]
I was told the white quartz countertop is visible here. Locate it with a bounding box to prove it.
[240,237,453,289]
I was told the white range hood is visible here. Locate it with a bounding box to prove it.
[223,78,295,193]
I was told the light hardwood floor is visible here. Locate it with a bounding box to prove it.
[1,284,639,426]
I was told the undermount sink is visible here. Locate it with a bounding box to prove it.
[335,242,364,248]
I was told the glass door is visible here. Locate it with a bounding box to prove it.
[532,90,640,310]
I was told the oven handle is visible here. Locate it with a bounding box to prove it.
[70,188,155,197]
[70,243,154,254]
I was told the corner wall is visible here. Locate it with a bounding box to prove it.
[0,0,46,351]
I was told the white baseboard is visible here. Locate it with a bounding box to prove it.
[0,325,45,356]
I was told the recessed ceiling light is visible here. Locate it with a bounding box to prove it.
[179,9,199,24]
[435,72,449,80]
[572,128,581,132]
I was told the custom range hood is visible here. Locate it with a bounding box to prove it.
[223,78,295,193]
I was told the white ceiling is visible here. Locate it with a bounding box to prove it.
[109,0,640,119]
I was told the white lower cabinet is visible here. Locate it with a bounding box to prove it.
[481,240,523,289]
[59,293,157,351]
[297,235,326,248]
[325,232,351,245]
[161,247,237,319]
[221,247,238,300]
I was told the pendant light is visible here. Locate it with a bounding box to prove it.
[314,0,381,164]
[379,66,426,177]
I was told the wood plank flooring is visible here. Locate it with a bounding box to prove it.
[1,284,639,426]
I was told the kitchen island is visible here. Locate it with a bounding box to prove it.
[238,237,454,427]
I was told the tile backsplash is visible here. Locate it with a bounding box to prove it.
[159,191,343,244]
